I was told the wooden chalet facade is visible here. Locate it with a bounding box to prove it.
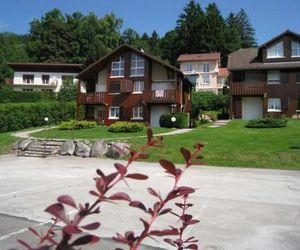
[76,45,192,127]
[228,30,300,119]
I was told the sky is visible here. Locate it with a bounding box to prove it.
[0,0,300,45]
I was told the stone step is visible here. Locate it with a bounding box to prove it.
[18,151,51,158]
[26,146,56,153]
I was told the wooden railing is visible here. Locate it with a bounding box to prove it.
[77,92,107,104]
[144,90,178,103]
[230,82,266,95]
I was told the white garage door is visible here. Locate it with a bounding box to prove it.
[150,105,170,127]
[242,97,263,120]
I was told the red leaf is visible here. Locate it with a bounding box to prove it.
[164,238,176,246]
[187,219,200,225]
[182,214,193,222]
[147,187,160,198]
[81,222,101,230]
[108,192,131,202]
[177,186,195,195]
[194,143,204,150]
[57,195,77,209]
[159,208,172,216]
[129,200,147,211]
[28,227,40,238]
[125,173,148,180]
[149,228,179,236]
[114,163,127,176]
[17,239,32,249]
[63,225,81,234]
[138,153,149,159]
[106,172,118,185]
[147,128,153,143]
[185,243,198,249]
[89,190,99,197]
[140,218,150,231]
[45,203,68,224]
[96,178,106,194]
[159,159,176,176]
[70,235,100,246]
[180,147,191,163]
[96,169,106,178]
[112,233,128,244]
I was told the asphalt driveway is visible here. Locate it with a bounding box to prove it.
[0,154,299,249]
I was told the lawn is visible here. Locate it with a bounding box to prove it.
[126,120,300,170]
[0,132,18,155]
[30,126,173,140]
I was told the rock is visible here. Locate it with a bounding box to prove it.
[60,140,76,156]
[105,142,131,159]
[90,140,108,157]
[75,141,91,157]
[19,139,34,151]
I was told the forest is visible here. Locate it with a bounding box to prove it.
[0,0,256,84]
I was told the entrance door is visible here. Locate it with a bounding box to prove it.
[242,97,263,120]
[150,105,170,127]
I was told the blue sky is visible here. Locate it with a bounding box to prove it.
[0,0,300,45]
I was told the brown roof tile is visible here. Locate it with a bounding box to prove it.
[177,53,220,62]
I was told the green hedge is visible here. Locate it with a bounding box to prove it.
[108,121,145,133]
[59,120,97,130]
[0,85,56,103]
[0,101,76,132]
[246,117,288,128]
[159,112,189,128]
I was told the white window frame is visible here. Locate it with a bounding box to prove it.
[185,63,193,72]
[202,75,210,84]
[111,57,125,77]
[132,106,143,120]
[109,106,120,119]
[203,63,210,72]
[133,81,144,93]
[291,41,300,57]
[267,41,284,58]
[23,74,34,84]
[130,54,144,76]
[267,70,281,84]
[268,98,282,112]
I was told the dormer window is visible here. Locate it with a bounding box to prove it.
[267,41,284,58]
[291,41,300,57]
[131,54,144,76]
[111,57,124,77]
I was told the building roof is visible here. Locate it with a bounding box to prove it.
[218,68,229,77]
[7,62,83,73]
[77,44,184,80]
[177,53,220,62]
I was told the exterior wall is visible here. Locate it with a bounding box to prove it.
[96,68,107,92]
[12,71,78,92]
[152,61,170,81]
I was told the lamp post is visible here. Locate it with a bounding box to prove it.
[171,116,176,129]
[44,117,50,139]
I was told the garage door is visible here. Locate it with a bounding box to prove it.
[150,105,170,127]
[242,97,263,120]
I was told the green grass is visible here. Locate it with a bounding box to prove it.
[0,132,18,155]
[31,126,173,140]
[127,120,300,170]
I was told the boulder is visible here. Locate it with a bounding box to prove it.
[75,141,91,157]
[19,139,34,151]
[105,142,131,159]
[60,140,76,156]
[90,140,108,157]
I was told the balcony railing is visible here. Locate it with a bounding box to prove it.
[230,82,266,96]
[77,92,107,104]
[144,90,178,103]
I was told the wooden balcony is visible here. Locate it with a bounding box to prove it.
[144,90,179,103]
[230,82,266,96]
[77,92,108,105]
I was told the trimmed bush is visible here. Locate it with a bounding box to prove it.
[201,111,218,122]
[159,112,189,129]
[246,117,288,128]
[108,121,145,133]
[0,85,56,103]
[0,101,75,132]
[58,120,97,130]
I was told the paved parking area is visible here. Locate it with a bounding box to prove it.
[0,154,300,249]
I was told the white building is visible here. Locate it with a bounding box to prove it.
[8,63,83,92]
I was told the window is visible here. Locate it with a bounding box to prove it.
[131,54,144,76]
[133,81,144,93]
[203,63,210,72]
[267,41,284,58]
[109,106,120,119]
[202,75,210,84]
[42,75,50,84]
[23,75,34,84]
[291,41,300,57]
[41,89,53,92]
[132,106,143,119]
[22,88,33,92]
[267,70,281,84]
[110,82,121,93]
[111,57,125,77]
[297,98,300,111]
[296,72,300,83]
[268,98,281,112]
[185,63,193,72]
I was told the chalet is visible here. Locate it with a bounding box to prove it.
[178,53,228,94]
[7,63,83,92]
[76,44,192,127]
[228,30,300,119]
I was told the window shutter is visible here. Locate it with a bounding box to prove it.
[296,73,300,83]
[280,72,288,83]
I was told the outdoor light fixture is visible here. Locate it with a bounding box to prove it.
[171,116,176,129]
